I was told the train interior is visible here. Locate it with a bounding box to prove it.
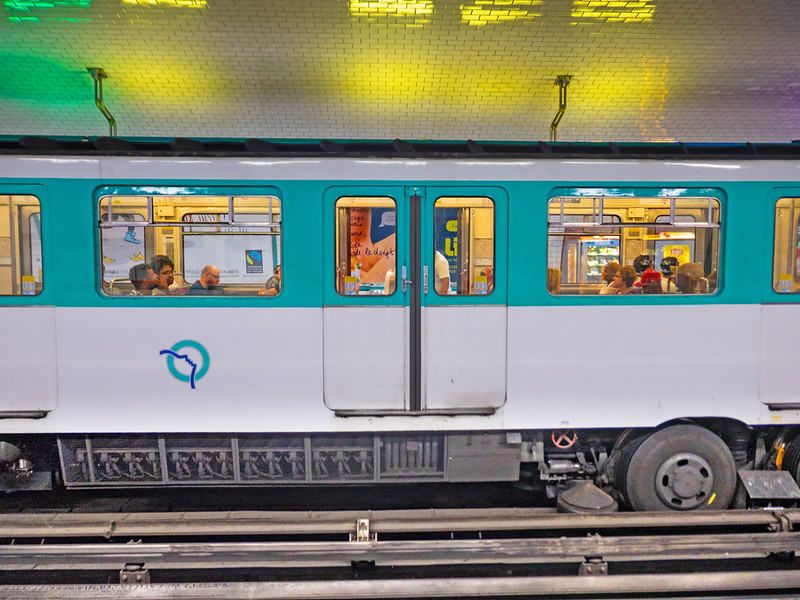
[99,194,282,296]
[547,195,721,295]
[0,195,42,297]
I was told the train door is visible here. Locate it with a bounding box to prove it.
[0,190,56,417]
[323,186,507,414]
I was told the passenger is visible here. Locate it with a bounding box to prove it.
[434,250,450,295]
[546,267,561,294]
[150,255,175,296]
[637,269,662,294]
[675,262,706,294]
[609,265,637,295]
[660,257,679,293]
[259,265,282,296]
[187,265,221,295]
[599,261,620,295]
[128,263,159,295]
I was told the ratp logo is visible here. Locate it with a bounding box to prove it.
[160,340,210,389]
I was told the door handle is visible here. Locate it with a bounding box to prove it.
[423,265,429,294]
[401,265,412,293]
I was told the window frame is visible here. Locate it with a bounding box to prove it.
[95,186,283,300]
[545,187,724,299]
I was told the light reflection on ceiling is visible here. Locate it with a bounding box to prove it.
[571,0,655,24]
[460,0,541,27]
[0,0,798,142]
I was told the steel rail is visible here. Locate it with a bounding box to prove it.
[1,530,799,570]
[1,507,797,539]
[3,571,800,600]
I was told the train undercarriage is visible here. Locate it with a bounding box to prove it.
[2,421,800,512]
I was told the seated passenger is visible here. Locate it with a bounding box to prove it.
[150,255,175,296]
[676,262,706,294]
[129,263,159,296]
[259,265,282,296]
[546,267,561,294]
[660,256,679,293]
[609,265,636,295]
[187,265,222,295]
[636,269,662,294]
[599,262,620,295]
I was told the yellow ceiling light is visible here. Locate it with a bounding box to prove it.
[571,0,655,24]
[460,0,541,27]
[121,0,206,7]
[349,0,434,26]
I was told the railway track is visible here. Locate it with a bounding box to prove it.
[1,507,799,599]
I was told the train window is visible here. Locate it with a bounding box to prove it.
[0,195,43,296]
[434,197,495,296]
[98,195,281,296]
[335,197,397,296]
[774,197,800,293]
[547,195,720,295]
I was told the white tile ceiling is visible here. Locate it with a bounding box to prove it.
[1,0,799,142]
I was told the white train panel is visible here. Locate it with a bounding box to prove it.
[505,304,762,429]
[0,307,58,415]
[759,304,800,409]
[323,306,408,411]
[422,306,507,411]
[52,307,326,433]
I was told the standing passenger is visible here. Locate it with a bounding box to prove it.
[434,250,450,295]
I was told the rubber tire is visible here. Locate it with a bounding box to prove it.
[622,425,737,511]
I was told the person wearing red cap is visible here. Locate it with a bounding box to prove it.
[635,269,662,294]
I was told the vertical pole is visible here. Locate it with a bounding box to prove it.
[549,75,572,143]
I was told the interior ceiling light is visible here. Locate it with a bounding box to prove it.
[349,0,434,25]
[121,0,206,7]
[461,0,542,27]
[571,0,656,24]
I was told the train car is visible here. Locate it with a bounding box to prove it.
[2,137,800,512]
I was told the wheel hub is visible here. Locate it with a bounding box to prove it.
[654,453,714,510]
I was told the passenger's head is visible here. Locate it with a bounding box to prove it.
[273,265,282,278]
[601,261,620,284]
[129,263,157,293]
[613,265,637,289]
[637,269,662,294]
[676,262,704,294]
[150,255,174,289]
[200,265,221,290]
[660,256,679,277]
[632,254,653,274]
[546,268,561,294]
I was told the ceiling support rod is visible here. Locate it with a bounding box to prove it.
[87,67,117,137]
[549,75,572,142]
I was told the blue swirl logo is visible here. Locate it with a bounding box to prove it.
[160,340,210,389]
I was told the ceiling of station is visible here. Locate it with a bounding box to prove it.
[1,0,799,143]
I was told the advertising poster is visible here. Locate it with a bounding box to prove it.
[348,206,396,289]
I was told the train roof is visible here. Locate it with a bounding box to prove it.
[1,137,800,160]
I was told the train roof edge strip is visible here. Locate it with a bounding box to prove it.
[1,137,800,160]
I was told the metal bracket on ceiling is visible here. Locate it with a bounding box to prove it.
[87,67,117,137]
[549,74,572,143]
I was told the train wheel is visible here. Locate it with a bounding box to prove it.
[620,425,736,511]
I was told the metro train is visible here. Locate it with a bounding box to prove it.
[2,136,800,512]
